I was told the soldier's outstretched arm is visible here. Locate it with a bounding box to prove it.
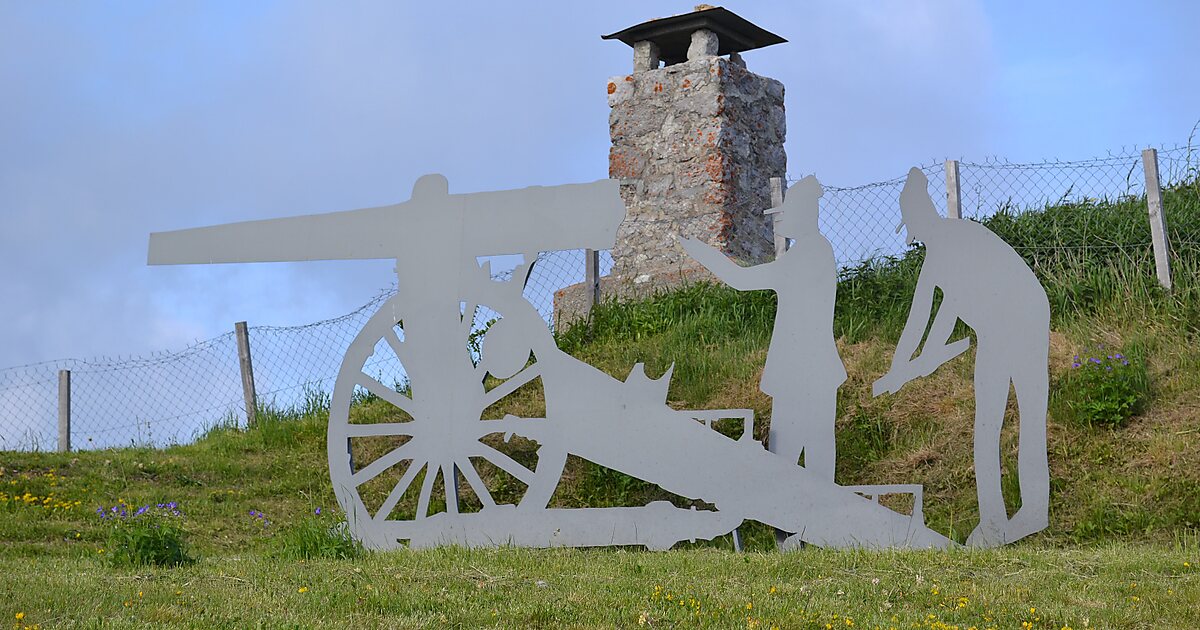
[678,237,772,291]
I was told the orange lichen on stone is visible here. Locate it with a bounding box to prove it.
[624,75,633,82]
[681,79,692,89]
[607,82,617,95]
[654,82,663,93]
[705,153,726,182]
[609,149,642,179]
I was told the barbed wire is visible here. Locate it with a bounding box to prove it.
[1,143,1196,452]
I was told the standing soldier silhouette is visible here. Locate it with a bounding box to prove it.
[681,175,846,481]
[873,168,1050,547]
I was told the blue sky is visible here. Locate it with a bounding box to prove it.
[1,1,1198,367]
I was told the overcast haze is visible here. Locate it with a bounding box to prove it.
[2,1,1198,368]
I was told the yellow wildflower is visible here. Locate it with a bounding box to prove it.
[297,587,309,593]
[15,613,25,620]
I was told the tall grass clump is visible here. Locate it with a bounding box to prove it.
[982,179,1200,329]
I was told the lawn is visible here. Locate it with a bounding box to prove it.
[3,544,1197,628]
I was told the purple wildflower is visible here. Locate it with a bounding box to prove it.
[314,507,322,516]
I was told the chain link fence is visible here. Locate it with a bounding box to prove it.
[809,145,1197,267]
[2,144,1196,452]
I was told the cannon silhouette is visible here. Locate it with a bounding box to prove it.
[149,175,952,550]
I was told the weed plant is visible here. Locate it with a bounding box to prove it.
[1053,345,1149,428]
[276,507,362,560]
[98,501,194,568]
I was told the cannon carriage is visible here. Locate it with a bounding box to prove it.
[150,175,951,550]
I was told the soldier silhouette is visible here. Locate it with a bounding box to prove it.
[680,175,846,481]
[873,167,1050,547]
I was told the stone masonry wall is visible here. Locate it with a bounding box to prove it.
[553,53,786,327]
[606,54,786,291]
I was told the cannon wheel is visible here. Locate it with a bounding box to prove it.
[327,291,566,549]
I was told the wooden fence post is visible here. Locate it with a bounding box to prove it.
[1141,148,1173,291]
[57,370,70,453]
[234,321,258,426]
[584,248,601,314]
[770,176,787,256]
[944,159,963,219]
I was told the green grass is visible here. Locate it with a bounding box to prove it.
[4,181,1200,626]
[2,543,1197,628]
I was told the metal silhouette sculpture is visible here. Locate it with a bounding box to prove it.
[146,168,1049,552]
[873,168,1050,547]
[680,175,845,481]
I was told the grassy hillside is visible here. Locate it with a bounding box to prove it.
[2,181,1199,627]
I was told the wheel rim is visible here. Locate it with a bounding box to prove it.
[327,289,564,549]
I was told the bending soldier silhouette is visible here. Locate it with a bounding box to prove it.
[680,175,846,481]
[873,168,1050,547]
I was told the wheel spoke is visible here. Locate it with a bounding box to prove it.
[375,459,425,521]
[480,363,542,409]
[456,457,496,508]
[356,373,417,416]
[344,423,416,438]
[460,301,478,339]
[472,443,536,486]
[351,441,416,487]
[384,327,408,366]
[444,463,459,515]
[415,462,437,519]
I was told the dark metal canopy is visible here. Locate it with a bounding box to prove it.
[602,6,786,66]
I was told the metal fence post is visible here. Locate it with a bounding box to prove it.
[1141,148,1173,291]
[234,321,258,426]
[584,248,601,314]
[770,176,787,256]
[57,370,70,453]
[945,159,962,219]
[765,177,787,549]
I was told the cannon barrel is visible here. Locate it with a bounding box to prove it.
[148,176,625,265]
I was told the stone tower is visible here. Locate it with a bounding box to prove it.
[603,6,787,291]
